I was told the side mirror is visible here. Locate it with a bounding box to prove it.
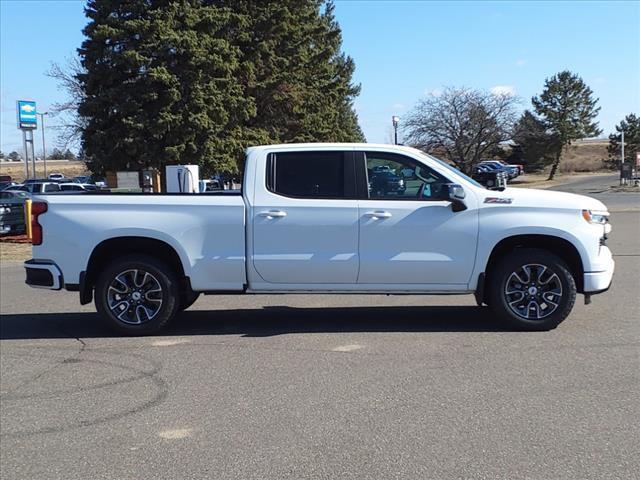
[444,183,467,212]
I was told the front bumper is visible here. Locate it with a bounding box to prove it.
[583,249,615,294]
[24,259,63,290]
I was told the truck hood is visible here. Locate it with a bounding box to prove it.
[485,187,608,212]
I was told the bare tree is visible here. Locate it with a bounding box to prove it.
[46,57,86,150]
[403,87,519,173]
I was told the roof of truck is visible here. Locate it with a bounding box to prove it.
[246,143,423,154]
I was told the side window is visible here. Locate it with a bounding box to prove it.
[268,151,352,199]
[44,183,60,192]
[364,152,449,200]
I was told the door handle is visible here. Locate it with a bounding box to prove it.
[364,210,392,219]
[258,210,287,219]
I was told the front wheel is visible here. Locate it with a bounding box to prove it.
[487,248,577,331]
[95,255,180,335]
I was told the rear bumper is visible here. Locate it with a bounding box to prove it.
[583,252,615,294]
[24,259,62,290]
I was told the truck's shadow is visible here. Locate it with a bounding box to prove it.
[0,305,515,340]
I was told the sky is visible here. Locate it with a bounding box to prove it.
[1,0,639,154]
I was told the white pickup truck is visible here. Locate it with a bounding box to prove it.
[24,143,614,334]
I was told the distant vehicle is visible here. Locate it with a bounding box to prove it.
[49,173,65,181]
[199,179,222,192]
[73,176,92,184]
[369,170,406,196]
[492,160,524,175]
[0,181,19,191]
[12,182,61,194]
[0,190,28,236]
[471,170,507,189]
[0,190,30,200]
[59,183,86,191]
[478,161,519,179]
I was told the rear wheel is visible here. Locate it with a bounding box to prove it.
[488,248,577,331]
[95,255,179,335]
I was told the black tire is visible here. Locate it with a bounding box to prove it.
[487,248,577,331]
[179,291,200,311]
[95,254,180,335]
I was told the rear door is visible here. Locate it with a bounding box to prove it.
[251,150,360,284]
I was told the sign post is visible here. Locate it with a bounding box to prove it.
[16,100,38,180]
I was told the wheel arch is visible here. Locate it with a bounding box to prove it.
[80,236,189,305]
[483,234,584,298]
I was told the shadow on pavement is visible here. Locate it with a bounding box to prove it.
[0,305,515,340]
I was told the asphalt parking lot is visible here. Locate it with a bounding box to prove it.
[1,175,638,479]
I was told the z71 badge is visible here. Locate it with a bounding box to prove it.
[484,197,513,204]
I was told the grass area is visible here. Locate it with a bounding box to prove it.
[0,160,89,183]
[559,140,609,173]
[509,171,613,189]
[0,242,31,263]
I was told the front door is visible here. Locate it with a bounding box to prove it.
[252,150,360,284]
[357,151,478,286]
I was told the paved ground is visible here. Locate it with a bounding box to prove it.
[1,176,638,479]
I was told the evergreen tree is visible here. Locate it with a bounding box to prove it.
[606,113,639,169]
[507,110,561,172]
[532,71,601,180]
[218,0,363,144]
[76,0,363,176]
[78,0,253,175]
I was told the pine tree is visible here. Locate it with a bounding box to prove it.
[218,0,364,145]
[606,113,639,169]
[508,110,561,172]
[532,71,601,180]
[78,0,253,175]
[77,0,364,177]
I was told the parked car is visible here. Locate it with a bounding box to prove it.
[0,190,30,201]
[199,179,223,192]
[478,161,519,179]
[48,172,65,181]
[471,169,507,190]
[491,160,524,175]
[23,143,614,335]
[0,192,28,236]
[12,182,61,193]
[0,181,20,191]
[368,169,406,196]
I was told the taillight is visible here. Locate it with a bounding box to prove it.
[31,201,47,245]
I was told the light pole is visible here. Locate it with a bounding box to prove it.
[392,116,400,145]
[37,112,48,178]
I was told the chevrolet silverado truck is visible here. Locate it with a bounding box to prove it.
[24,144,614,334]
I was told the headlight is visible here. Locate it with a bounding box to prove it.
[582,209,609,224]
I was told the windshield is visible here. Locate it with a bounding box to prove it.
[415,151,485,189]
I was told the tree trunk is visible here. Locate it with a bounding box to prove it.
[547,148,563,181]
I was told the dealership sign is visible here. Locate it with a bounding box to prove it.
[16,100,37,129]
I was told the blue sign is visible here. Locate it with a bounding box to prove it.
[17,100,37,129]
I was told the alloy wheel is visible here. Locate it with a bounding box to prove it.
[504,263,563,320]
[107,269,163,325]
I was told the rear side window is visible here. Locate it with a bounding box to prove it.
[44,183,60,192]
[267,151,353,199]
